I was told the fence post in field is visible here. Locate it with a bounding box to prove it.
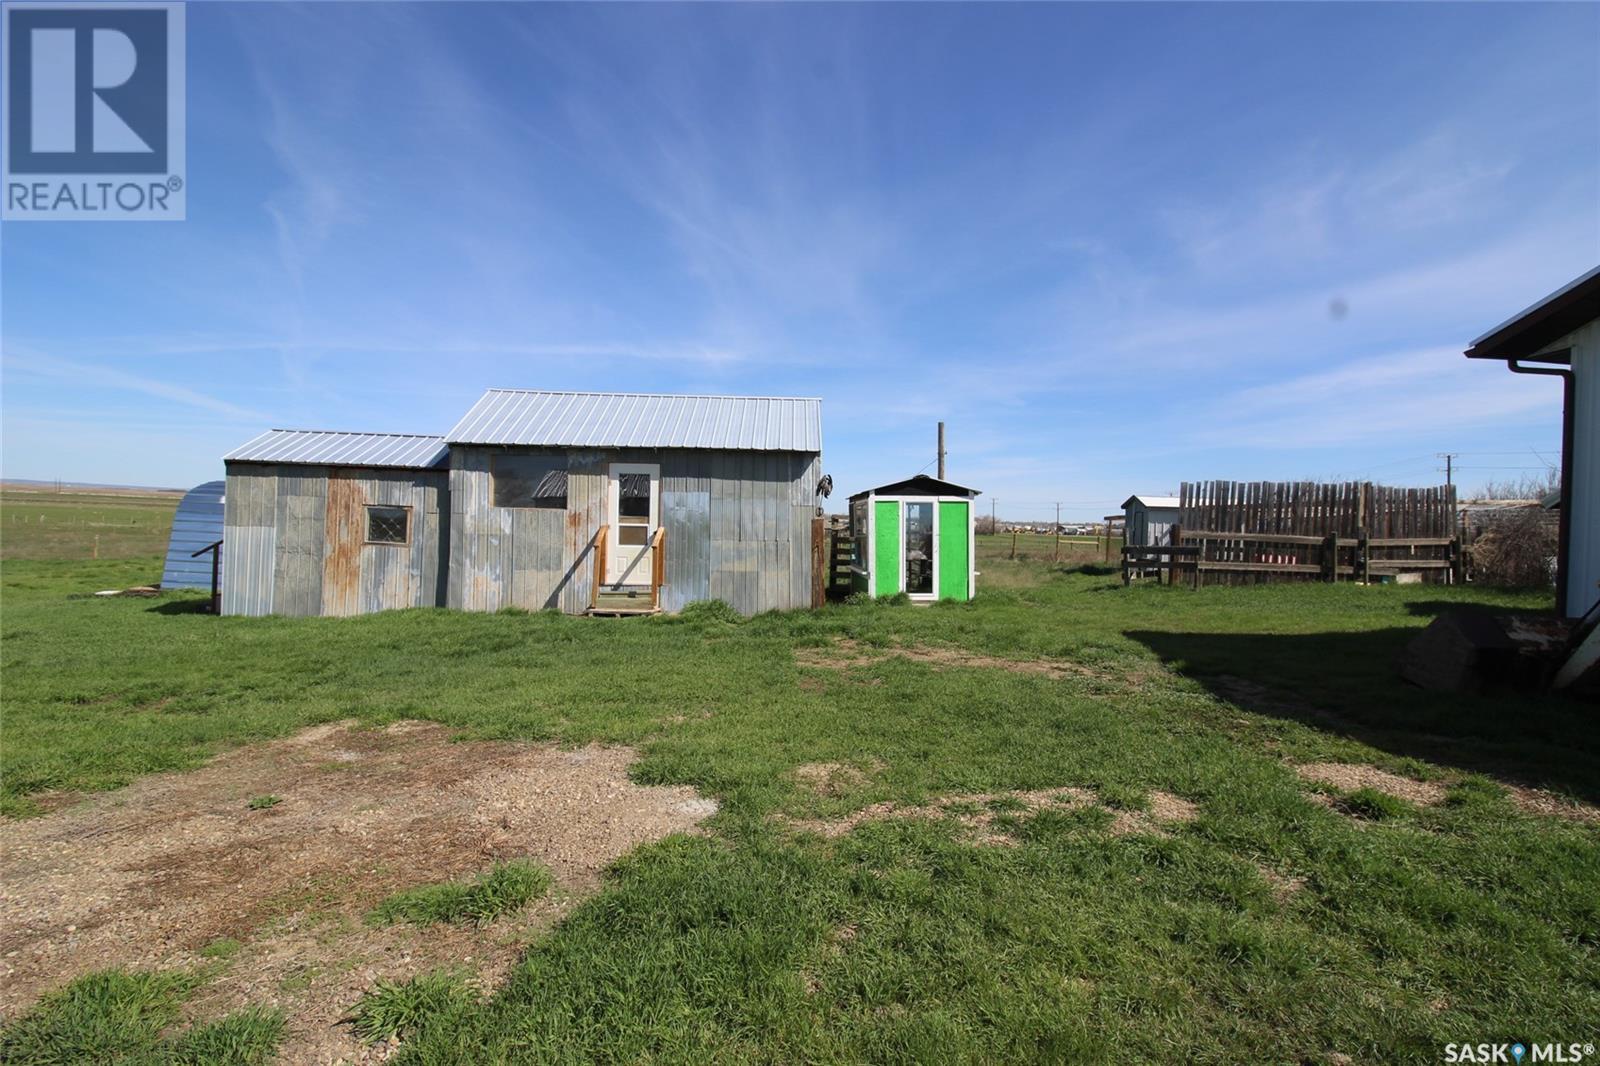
[1010,531,1017,560]
[1357,528,1370,585]
[1449,537,1463,586]
[1167,524,1182,586]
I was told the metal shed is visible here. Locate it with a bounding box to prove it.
[443,389,824,616]
[160,480,225,590]
[847,475,979,602]
[1122,494,1180,547]
[221,431,450,617]
[219,390,826,618]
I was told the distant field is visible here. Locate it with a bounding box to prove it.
[0,489,179,562]
[977,531,1120,565]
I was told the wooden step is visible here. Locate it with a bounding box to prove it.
[589,585,658,617]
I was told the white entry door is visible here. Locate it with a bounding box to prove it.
[606,462,659,586]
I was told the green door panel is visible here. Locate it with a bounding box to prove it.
[874,500,900,596]
[938,501,969,601]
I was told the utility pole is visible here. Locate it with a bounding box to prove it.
[1436,453,1457,492]
[937,422,946,480]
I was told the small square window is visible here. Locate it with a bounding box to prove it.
[366,505,409,545]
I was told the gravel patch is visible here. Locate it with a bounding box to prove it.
[787,786,1197,845]
[0,721,716,1063]
[1294,762,1446,806]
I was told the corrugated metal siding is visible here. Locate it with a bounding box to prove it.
[221,466,277,617]
[225,430,448,469]
[222,462,447,617]
[160,480,225,589]
[447,446,817,616]
[446,391,822,452]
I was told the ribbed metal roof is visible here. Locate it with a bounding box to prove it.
[446,389,822,451]
[224,429,449,469]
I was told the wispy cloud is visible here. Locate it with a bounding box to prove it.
[1198,347,1555,449]
[3,349,273,422]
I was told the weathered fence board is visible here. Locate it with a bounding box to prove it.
[1126,485,1464,588]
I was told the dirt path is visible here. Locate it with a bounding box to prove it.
[0,721,716,1063]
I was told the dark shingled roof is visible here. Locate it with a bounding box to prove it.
[849,474,981,501]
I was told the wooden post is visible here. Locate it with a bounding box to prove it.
[811,517,826,608]
[1357,527,1370,585]
[1053,503,1060,562]
[1167,525,1182,586]
[1010,530,1017,560]
[1322,531,1338,582]
[1449,536,1463,586]
[1193,535,1203,590]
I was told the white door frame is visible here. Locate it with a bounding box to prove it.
[874,495,940,601]
[606,462,659,586]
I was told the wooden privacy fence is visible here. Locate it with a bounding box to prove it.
[1179,481,1456,539]
[1123,481,1461,588]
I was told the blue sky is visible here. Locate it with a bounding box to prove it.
[3,1,1596,520]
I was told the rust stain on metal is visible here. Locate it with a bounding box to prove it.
[321,470,364,617]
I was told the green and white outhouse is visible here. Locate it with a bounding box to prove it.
[848,475,980,601]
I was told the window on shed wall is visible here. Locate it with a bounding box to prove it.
[366,505,409,545]
[492,455,568,509]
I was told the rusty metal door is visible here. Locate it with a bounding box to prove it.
[321,470,363,616]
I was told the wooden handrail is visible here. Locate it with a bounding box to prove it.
[650,527,666,609]
[589,524,609,610]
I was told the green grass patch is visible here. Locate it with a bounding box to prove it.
[349,970,479,1045]
[0,969,281,1065]
[245,794,281,811]
[3,524,1596,1061]
[198,937,244,960]
[367,861,552,928]
[1336,786,1412,821]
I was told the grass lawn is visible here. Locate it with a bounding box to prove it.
[2,522,1597,1062]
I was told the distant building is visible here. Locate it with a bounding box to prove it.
[1121,495,1180,547]
[1465,266,1599,619]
